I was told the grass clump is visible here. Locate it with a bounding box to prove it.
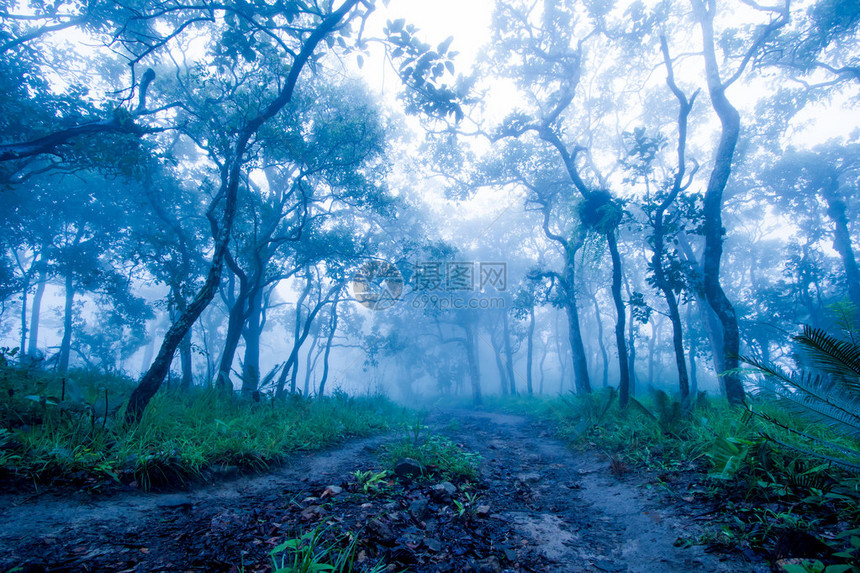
[0,364,407,491]
[381,416,480,481]
[268,522,385,573]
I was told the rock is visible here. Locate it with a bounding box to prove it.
[398,532,422,547]
[394,458,424,478]
[300,505,324,521]
[424,537,443,552]
[430,481,457,500]
[430,484,453,503]
[475,504,491,518]
[409,498,429,521]
[464,556,502,573]
[322,485,343,498]
[367,519,397,545]
[515,472,541,484]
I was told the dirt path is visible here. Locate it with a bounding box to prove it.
[0,408,758,572]
[432,409,758,572]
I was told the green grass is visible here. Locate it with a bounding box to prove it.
[0,365,408,490]
[380,416,480,481]
[267,522,386,573]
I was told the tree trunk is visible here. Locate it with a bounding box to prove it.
[277,282,340,396]
[823,182,860,310]
[607,231,630,407]
[562,245,591,395]
[277,278,312,396]
[27,270,47,359]
[589,290,609,388]
[492,332,508,395]
[686,302,699,399]
[503,312,517,395]
[58,272,74,374]
[303,336,318,396]
[554,310,567,394]
[318,295,340,396]
[525,306,535,395]
[691,0,781,405]
[175,293,193,391]
[648,319,660,388]
[651,39,695,409]
[538,337,548,395]
[241,287,264,395]
[19,276,28,355]
[464,320,482,405]
[218,274,250,393]
[676,231,726,385]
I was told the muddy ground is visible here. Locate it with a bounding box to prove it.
[0,409,761,572]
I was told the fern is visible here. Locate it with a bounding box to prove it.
[741,325,860,474]
[796,324,860,388]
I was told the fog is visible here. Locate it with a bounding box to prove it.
[2,0,858,412]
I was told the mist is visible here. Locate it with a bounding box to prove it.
[1,0,859,571]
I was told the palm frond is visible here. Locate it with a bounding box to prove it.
[762,434,860,475]
[795,325,860,394]
[746,406,860,460]
[742,354,860,438]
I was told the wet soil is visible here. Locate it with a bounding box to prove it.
[0,408,758,572]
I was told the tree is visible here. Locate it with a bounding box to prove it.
[627,37,700,409]
[125,0,372,422]
[689,0,789,405]
[763,144,860,312]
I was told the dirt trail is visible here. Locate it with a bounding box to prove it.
[0,408,757,572]
[433,409,755,572]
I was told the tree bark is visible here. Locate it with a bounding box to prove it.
[526,305,535,395]
[554,310,567,394]
[464,320,482,405]
[686,302,699,398]
[607,231,630,407]
[241,287,264,395]
[58,272,74,374]
[318,294,340,397]
[491,331,508,395]
[27,269,47,359]
[503,312,517,395]
[823,179,860,310]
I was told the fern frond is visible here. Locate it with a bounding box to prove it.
[746,406,860,460]
[762,434,860,475]
[742,354,860,437]
[795,325,860,394]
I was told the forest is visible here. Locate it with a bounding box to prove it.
[1,0,859,571]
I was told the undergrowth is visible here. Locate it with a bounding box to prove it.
[0,364,406,491]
